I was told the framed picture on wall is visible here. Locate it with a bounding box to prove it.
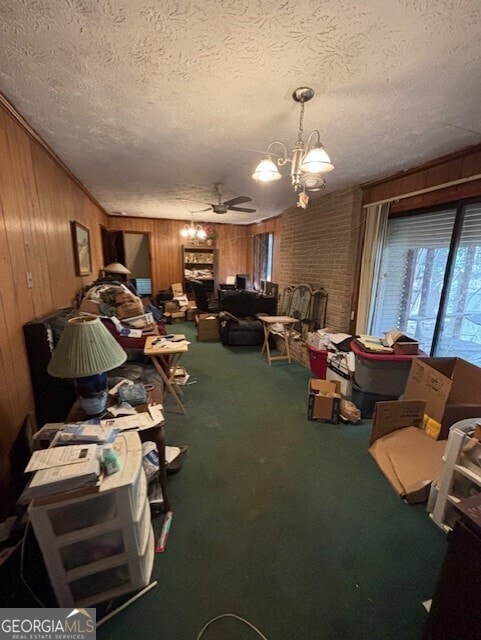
[71,221,92,276]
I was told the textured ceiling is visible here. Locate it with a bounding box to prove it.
[1,0,481,224]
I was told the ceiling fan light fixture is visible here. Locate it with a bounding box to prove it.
[252,157,282,182]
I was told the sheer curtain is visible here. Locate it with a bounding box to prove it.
[356,202,390,334]
[253,233,269,289]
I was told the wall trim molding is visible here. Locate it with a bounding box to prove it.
[362,173,481,208]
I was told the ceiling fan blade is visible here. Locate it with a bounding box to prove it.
[223,196,252,207]
[175,197,210,206]
[228,206,257,213]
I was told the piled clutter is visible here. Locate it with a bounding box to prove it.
[368,357,481,504]
[350,329,420,418]
[428,418,481,532]
[163,283,189,324]
[77,281,162,336]
[306,328,358,423]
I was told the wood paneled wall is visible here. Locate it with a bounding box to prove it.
[107,217,252,292]
[0,103,108,518]
[362,144,481,210]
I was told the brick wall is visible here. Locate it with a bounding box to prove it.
[278,186,362,333]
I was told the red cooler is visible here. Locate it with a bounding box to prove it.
[307,344,328,378]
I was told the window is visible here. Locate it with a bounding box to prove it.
[369,201,481,365]
[253,232,274,290]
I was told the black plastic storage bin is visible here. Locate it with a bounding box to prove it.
[351,380,397,419]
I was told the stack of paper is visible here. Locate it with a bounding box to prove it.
[23,444,101,500]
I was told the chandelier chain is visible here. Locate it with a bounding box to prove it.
[298,100,305,140]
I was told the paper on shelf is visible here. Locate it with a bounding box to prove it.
[23,457,101,500]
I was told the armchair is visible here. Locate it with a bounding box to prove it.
[189,279,220,313]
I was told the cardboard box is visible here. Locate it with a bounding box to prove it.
[171,282,184,297]
[197,313,219,341]
[308,379,341,423]
[164,300,180,312]
[164,310,186,324]
[404,357,481,440]
[369,400,446,503]
[384,328,419,355]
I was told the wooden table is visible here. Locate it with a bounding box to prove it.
[66,384,171,512]
[259,315,298,365]
[144,335,189,414]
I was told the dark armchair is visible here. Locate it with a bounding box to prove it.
[189,279,220,313]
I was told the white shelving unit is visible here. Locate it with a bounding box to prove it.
[429,419,481,533]
[28,431,154,607]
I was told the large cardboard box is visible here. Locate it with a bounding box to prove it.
[404,357,481,440]
[197,313,219,341]
[369,400,446,503]
[308,379,341,423]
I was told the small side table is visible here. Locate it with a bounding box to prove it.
[259,315,297,365]
[144,335,189,414]
[66,384,171,512]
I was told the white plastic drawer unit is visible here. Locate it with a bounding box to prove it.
[28,431,155,608]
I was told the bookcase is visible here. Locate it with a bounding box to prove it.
[182,245,217,295]
[28,431,154,607]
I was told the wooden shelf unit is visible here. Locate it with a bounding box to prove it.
[182,244,217,295]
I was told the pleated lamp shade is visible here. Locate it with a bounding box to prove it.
[47,316,127,379]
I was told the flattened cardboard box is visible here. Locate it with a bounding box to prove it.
[308,379,342,423]
[369,400,446,503]
[404,357,481,439]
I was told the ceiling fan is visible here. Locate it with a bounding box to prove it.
[179,183,256,215]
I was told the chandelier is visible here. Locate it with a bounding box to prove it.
[180,211,207,242]
[252,87,334,208]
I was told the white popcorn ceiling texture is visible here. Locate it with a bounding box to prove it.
[1,0,480,224]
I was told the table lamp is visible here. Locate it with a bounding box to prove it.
[47,315,127,416]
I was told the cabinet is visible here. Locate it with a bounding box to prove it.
[423,511,481,640]
[429,419,481,533]
[182,245,217,295]
[28,431,154,607]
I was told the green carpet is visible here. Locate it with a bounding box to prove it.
[98,322,447,640]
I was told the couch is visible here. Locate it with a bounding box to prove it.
[23,308,165,427]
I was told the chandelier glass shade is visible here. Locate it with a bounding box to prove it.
[252,87,334,196]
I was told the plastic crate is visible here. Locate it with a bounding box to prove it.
[351,381,397,419]
[307,344,327,379]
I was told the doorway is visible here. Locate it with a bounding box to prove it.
[124,232,152,295]
[101,227,152,295]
